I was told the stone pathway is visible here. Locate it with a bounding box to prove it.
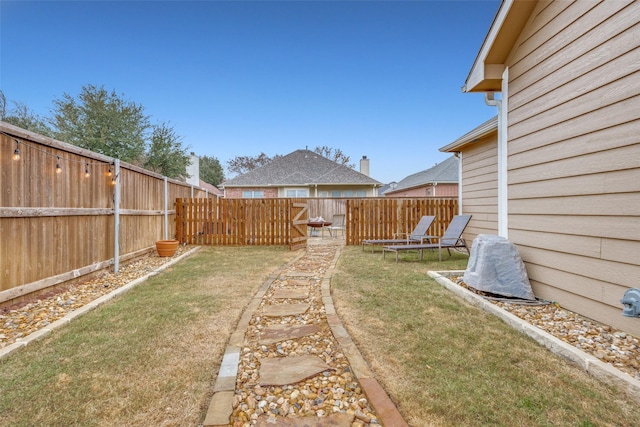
[203,238,408,427]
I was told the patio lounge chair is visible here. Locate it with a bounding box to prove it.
[326,214,346,237]
[382,215,472,262]
[361,215,436,252]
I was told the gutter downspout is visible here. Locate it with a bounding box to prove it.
[485,80,508,238]
[454,152,463,215]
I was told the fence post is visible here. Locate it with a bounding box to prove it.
[113,159,121,274]
[164,176,169,240]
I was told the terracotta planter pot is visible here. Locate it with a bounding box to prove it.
[156,240,179,257]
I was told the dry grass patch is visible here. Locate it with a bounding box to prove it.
[0,246,297,427]
[332,247,640,427]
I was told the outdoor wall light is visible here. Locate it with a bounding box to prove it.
[621,288,640,317]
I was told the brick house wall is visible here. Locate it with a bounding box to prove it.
[224,187,279,198]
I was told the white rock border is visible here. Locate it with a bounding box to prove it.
[428,270,640,404]
[0,247,201,361]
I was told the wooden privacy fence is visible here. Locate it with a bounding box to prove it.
[0,122,212,305]
[175,197,458,247]
[345,197,458,245]
[176,198,309,250]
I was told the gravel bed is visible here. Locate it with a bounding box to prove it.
[456,279,640,381]
[0,246,190,349]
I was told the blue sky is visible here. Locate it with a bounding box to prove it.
[1,0,500,184]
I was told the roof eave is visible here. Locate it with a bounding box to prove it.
[439,116,498,152]
[463,0,537,93]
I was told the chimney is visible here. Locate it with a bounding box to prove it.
[360,155,370,176]
[186,152,199,186]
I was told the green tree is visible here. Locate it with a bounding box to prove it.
[2,101,53,137]
[143,122,190,179]
[50,84,149,163]
[199,155,225,186]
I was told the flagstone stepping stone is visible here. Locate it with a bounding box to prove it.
[259,355,331,386]
[263,303,309,317]
[284,279,309,287]
[259,324,320,345]
[255,412,354,427]
[272,288,309,299]
[285,272,316,278]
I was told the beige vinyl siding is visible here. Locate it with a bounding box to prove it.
[504,1,640,334]
[460,135,498,241]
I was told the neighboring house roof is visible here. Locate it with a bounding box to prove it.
[220,149,382,187]
[439,116,498,153]
[386,155,458,193]
[199,179,223,196]
[377,182,397,195]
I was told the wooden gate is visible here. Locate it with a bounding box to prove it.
[175,198,308,250]
[290,201,308,250]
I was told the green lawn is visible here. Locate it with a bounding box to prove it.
[331,246,640,427]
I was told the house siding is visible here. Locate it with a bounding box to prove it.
[505,1,640,334]
[460,135,499,242]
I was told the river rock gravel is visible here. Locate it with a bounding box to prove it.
[456,279,640,381]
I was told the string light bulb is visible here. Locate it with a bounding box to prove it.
[55,156,62,174]
[107,166,113,177]
[84,163,90,178]
[12,140,20,161]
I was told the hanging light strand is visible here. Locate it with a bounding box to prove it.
[2,131,114,177]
